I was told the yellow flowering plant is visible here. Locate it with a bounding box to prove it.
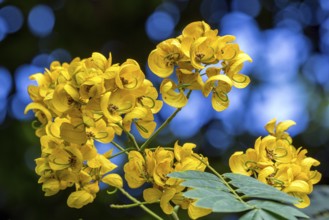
[25,21,320,219]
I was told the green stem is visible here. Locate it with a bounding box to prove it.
[140,90,192,151]
[116,188,163,220]
[171,206,180,220]
[109,148,133,159]
[111,141,127,153]
[111,201,158,209]
[117,124,140,151]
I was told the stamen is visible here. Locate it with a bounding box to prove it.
[135,122,149,133]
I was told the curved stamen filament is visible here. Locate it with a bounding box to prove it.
[214,90,228,102]
[140,96,156,108]
[32,120,43,129]
[135,122,149,133]
[274,147,288,159]
[95,132,109,140]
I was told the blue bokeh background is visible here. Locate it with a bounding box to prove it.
[0,0,328,219]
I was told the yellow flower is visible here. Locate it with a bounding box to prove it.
[180,21,217,57]
[181,21,217,40]
[24,102,52,125]
[177,69,204,91]
[214,35,239,60]
[51,83,80,114]
[153,148,175,187]
[202,74,233,111]
[85,118,115,143]
[86,52,112,72]
[160,79,188,108]
[190,36,218,69]
[223,51,252,89]
[115,59,145,90]
[229,148,259,176]
[174,141,208,172]
[100,91,135,123]
[87,151,117,176]
[79,76,105,100]
[48,145,83,172]
[265,118,296,143]
[124,151,149,188]
[102,173,123,188]
[135,79,163,114]
[67,189,95,209]
[148,38,184,78]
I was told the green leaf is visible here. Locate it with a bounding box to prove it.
[248,200,309,220]
[184,188,231,199]
[198,196,252,213]
[180,179,228,191]
[168,170,308,219]
[168,170,219,181]
[223,173,298,204]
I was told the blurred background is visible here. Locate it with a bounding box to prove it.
[0,0,328,219]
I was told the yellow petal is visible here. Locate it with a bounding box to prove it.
[309,171,322,185]
[258,166,275,183]
[293,193,310,208]
[211,90,229,112]
[42,179,60,196]
[24,102,52,122]
[102,173,123,188]
[60,122,87,145]
[91,52,107,71]
[265,118,277,135]
[160,188,176,214]
[148,49,174,78]
[188,202,212,220]
[284,180,311,194]
[182,21,211,39]
[276,120,296,134]
[301,157,320,169]
[160,79,187,108]
[143,188,162,203]
[229,152,252,176]
[228,52,253,74]
[67,190,94,209]
[232,73,250,89]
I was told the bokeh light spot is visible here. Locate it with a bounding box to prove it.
[302,54,329,86]
[169,92,213,139]
[205,120,232,153]
[200,0,228,25]
[145,11,175,41]
[0,5,24,33]
[0,97,7,124]
[49,48,71,63]
[32,53,52,68]
[156,2,180,25]
[245,83,309,136]
[319,0,329,11]
[14,64,42,102]
[0,17,7,41]
[231,0,261,17]
[9,94,34,120]
[0,67,12,99]
[28,5,55,37]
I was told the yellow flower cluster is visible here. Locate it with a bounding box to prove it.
[124,142,211,219]
[229,119,322,208]
[24,53,162,208]
[148,21,252,111]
